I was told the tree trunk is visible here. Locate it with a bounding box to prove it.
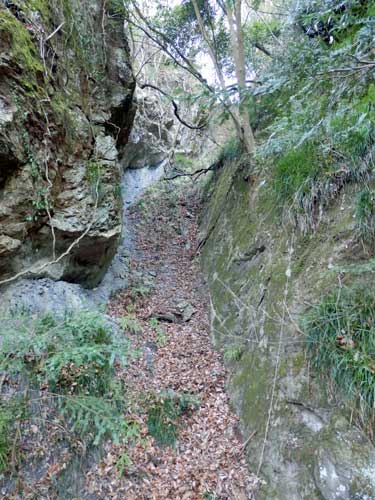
[191,0,247,149]
[226,0,256,155]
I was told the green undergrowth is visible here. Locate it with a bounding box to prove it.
[174,153,194,170]
[253,0,375,227]
[304,286,375,432]
[121,315,143,335]
[0,405,12,473]
[223,344,245,363]
[146,391,200,446]
[118,283,152,314]
[149,317,167,347]
[0,398,26,474]
[355,186,375,247]
[271,142,329,204]
[0,311,135,472]
[218,137,243,164]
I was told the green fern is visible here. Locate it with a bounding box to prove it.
[121,315,143,335]
[0,311,132,446]
[148,318,168,347]
[146,391,199,446]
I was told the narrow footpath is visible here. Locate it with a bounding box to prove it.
[87,181,259,499]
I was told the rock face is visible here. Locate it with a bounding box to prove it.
[122,62,202,170]
[201,161,375,499]
[0,0,136,287]
[122,94,173,168]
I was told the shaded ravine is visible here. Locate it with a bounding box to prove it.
[0,161,166,499]
[85,182,259,499]
[0,163,259,498]
[0,162,165,314]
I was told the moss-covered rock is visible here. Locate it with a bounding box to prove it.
[201,159,375,499]
[0,0,135,287]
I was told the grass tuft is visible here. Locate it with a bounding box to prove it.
[355,187,375,247]
[304,286,375,428]
[223,344,245,363]
[146,391,199,446]
[121,315,143,335]
[0,311,132,447]
[218,137,243,164]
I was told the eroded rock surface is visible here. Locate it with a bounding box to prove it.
[0,0,136,287]
[201,161,375,499]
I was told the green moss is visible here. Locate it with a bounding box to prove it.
[58,0,106,81]
[86,159,105,186]
[278,359,288,378]
[174,153,194,169]
[0,9,43,77]
[231,352,272,437]
[50,93,82,140]
[292,352,306,375]
[25,0,50,19]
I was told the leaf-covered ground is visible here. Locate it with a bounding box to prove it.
[86,183,259,499]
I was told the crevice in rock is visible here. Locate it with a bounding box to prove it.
[0,155,19,190]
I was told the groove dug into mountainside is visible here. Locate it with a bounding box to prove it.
[86,182,259,499]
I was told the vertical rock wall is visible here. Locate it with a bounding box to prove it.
[0,0,136,287]
[201,161,375,499]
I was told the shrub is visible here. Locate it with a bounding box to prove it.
[0,311,132,446]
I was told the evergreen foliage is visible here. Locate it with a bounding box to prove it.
[0,311,133,451]
[256,0,375,219]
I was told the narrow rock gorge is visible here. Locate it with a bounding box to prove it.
[1,1,375,499]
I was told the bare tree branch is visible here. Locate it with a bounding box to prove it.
[254,41,273,58]
[122,1,244,136]
[139,82,206,130]
[164,160,222,181]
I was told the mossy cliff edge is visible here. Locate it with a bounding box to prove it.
[0,0,136,287]
[201,158,375,499]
